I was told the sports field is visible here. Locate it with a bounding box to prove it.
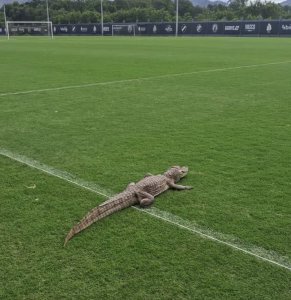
[0,36,291,299]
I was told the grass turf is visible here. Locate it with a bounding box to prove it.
[0,36,291,299]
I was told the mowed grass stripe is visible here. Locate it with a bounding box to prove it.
[2,155,290,300]
[1,147,290,271]
[1,40,290,258]
[1,60,291,97]
[1,37,291,299]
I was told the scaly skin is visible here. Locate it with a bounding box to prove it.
[64,166,192,245]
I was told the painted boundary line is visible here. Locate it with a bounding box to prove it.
[0,147,291,272]
[1,60,291,97]
[0,148,112,198]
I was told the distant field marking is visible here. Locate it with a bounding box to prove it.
[0,147,291,272]
[1,60,291,97]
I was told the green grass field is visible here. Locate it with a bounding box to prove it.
[0,36,291,299]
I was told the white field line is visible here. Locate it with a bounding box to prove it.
[1,60,291,97]
[0,147,291,272]
[0,148,112,198]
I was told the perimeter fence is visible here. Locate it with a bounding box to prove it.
[1,20,291,36]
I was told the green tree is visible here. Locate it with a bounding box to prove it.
[2,0,291,24]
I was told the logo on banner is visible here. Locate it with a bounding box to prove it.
[138,26,146,32]
[153,25,157,33]
[165,25,173,33]
[282,24,291,31]
[72,26,76,32]
[266,23,272,33]
[196,24,202,33]
[181,25,187,33]
[245,24,256,32]
[103,26,110,32]
[225,25,239,31]
[0,28,2,33]
[128,25,133,33]
[212,24,218,33]
[93,26,97,33]
[81,26,87,32]
[60,26,68,32]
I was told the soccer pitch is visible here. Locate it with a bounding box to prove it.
[0,36,291,299]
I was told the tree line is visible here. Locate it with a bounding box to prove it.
[1,0,291,26]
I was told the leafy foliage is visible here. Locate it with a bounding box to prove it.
[0,0,291,25]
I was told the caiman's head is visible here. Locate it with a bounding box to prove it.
[164,166,189,183]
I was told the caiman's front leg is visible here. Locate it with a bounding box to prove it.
[168,181,192,190]
[136,191,155,207]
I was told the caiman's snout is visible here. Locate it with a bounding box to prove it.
[171,165,189,178]
[180,166,188,177]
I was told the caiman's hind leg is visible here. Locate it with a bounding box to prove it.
[136,191,155,207]
[126,182,135,189]
[144,173,153,178]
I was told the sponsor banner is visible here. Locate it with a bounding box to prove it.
[8,26,49,35]
[242,21,260,35]
[178,23,195,35]
[161,23,175,35]
[102,24,112,35]
[193,22,208,34]
[144,23,175,35]
[51,23,110,35]
[208,22,224,35]
[0,27,5,35]
[54,24,103,35]
[53,25,72,35]
[136,24,148,35]
[147,23,160,35]
[259,21,279,35]
[279,21,291,35]
[31,26,48,34]
[112,24,136,35]
[71,24,101,35]
[162,23,175,35]
[9,26,49,35]
[50,20,291,36]
[223,22,241,35]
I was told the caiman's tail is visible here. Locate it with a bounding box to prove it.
[64,194,135,246]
